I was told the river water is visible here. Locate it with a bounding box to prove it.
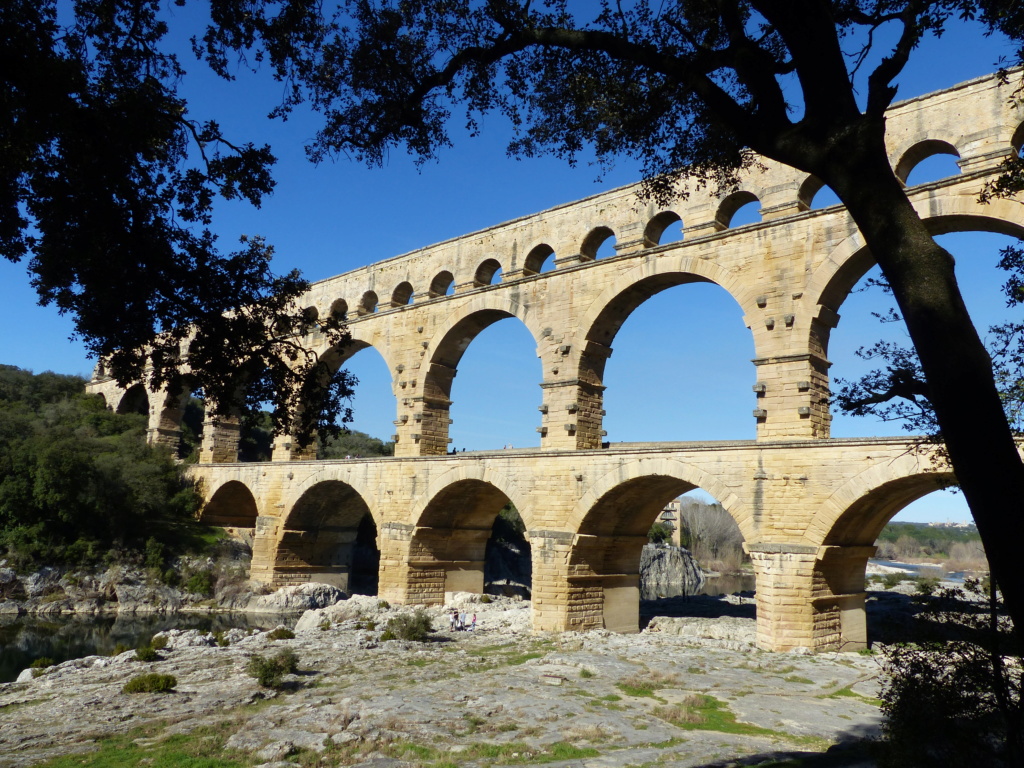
[0,612,284,683]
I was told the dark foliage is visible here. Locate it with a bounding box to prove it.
[122,673,177,694]
[380,609,433,642]
[319,429,395,459]
[2,0,355,444]
[878,580,1024,767]
[0,365,203,567]
[246,648,300,688]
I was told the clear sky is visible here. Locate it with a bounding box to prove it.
[1,9,1020,524]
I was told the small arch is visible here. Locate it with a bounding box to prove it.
[116,384,149,416]
[391,281,415,307]
[474,258,502,286]
[643,211,683,247]
[357,290,378,315]
[894,139,960,185]
[1011,121,1024,155]
[277,480,379,594]
[798,176,842,211]
[580,226,616,260]
[200,480,259,528]
[330,298,348,320]
[429,271,455,298]
[716,191,761,228]
[301,305,319,334]
[523,244,555,275]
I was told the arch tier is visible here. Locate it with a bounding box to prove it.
[191,436,954,652]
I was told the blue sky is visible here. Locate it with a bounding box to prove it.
[1,9,1020,524]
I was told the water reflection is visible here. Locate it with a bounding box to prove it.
[0,612,286,683]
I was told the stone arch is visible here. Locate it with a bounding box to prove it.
[807,197,1024,362]
[116,384,150,416]
[565,461,746,633]
[797,175,833,211]
[416,296,541,455]
[523,243,555,275]
[572,258,754,448]
[474,258,502,286]
[715,190,760,228]
[406,471,527,603]
[200,479,259,528]
[275,479,380,593]
[357,291,378,316]
[580,226,616,261]
[894,138,961,185]
[643,211,683,247]
[429,270,455,297]
[391,281,415,307]
[330,298,348,320]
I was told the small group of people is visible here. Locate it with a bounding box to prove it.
[448,608,477,632]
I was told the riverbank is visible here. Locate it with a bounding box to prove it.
[0,593,888,768]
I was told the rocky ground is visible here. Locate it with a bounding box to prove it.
[0,592,886,768]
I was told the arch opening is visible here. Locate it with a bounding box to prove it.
[276,480,379,593]
[716,191,761,228]
[116,384,149,416]
[798,175,842,210]
[430,271,456,298]
[644,211,683,247]
[523,244,555,275]
[409,480,529,602]
[823,227,1024,438]
[895,139,961,185]
[581,226,616,261]
[330,298,348,321]
[587,277,755,443]
[201,480,259,529]
[357,291,378,315]
[474,258,503,286]
[316,341,396,458]
[391,281,415,307]
[446,315,542,451]
[571,477,747,633]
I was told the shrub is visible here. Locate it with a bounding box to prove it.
[377,599,390,610]
[213,630,230,647]
[480,594,493,604]
[123,673,177,694]
[109,643,131,656]
[246,649,300,688]
[134,644,159,662]
[149,635,168,650]
[318,619,331,631]
[647,521,673,545]
[881,572,905,590]
[183,570,215,597]
[915,576,941,596]
[29,657,54,669]
[380,609,433,642]
[266,627,295,640]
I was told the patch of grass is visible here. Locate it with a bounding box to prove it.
[579,668,595,678]
[406,657,431,667]
[615,672,675,700]
[122,673,177,694]
[649,736,687,748]
[600,693,622,702]
[686,666,705,674]
[504,651,543,666]
[823,685,882,707]
[31,724,245,767]
[783,675,815,685]
[534,742,600,763]
[655,694,779,737]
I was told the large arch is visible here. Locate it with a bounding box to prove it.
[574,259,756,446]
[406,473,525,603]
[274,479,380,593]
[116,384,150,416]
[417,296,542,455]
[200,479,259,529]
[566,463,745,633]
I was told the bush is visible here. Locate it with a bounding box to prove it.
[246,649,300,688]
[109,643,131,656]
[149,635,168,650]
[213,630,230,647]
[480,594,493,604]
[183,570,215,597]
[377,599,390,610]
[134,644,159,662]
[881,572,906,589]
[29,657,54,669]
[878,579,1023,767]
[380,609,432,642]
[266,627,295,640]
[123,673,177,693]
[914,576,941,596]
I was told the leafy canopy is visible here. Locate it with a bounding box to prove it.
[1,0,354,443]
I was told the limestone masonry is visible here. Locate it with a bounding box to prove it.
[88,71,1022,652]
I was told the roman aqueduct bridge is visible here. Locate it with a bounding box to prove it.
[89,71,1023,651]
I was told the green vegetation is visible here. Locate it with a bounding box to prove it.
[654,695,780,737]
[29,723,242,767]
[265,627,295,641]
[319,429,395,459]
[122,674,177,694]
[380,609,433,642]
[0,366,203,568]
[133,644,160,662]
[246,649,300,689]
[876,522,987,570]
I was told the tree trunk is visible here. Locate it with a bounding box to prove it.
[823,139,1024,632]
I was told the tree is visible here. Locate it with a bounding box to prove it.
[1,0,354,444]
[186,0,1024,631]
